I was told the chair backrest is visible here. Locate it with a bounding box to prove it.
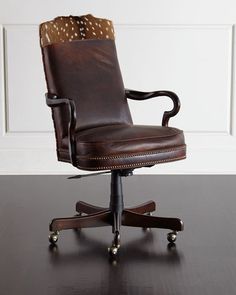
[40,15,132,149]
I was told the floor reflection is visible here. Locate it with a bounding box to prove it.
[47,229,183,295]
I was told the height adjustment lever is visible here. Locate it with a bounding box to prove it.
[68,171,111,179]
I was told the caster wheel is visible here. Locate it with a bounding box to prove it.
[143,212,152,231]
[49,231,59,245]
[167,231,177,243]
[108,231,120,256]
[108,245,119,256]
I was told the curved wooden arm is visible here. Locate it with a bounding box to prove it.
[125,89,180,126]
[46,93,77,167]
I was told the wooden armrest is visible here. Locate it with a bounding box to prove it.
[45,93,77,167]
[125,89,181,126]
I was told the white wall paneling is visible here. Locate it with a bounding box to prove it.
[4,25,53,133]
[231,25,236,136]
[116,25,232,133]
[1,1,236,174]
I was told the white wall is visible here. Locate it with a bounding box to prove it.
[1,0,236,174]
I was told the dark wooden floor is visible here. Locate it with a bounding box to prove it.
[0,175,236,295]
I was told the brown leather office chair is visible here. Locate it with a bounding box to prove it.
[40,14,186,256]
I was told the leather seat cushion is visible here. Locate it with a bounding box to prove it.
[59,124,186,170]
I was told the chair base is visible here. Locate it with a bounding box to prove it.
[48,170,184,256]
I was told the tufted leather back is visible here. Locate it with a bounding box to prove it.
[40,15,132,148]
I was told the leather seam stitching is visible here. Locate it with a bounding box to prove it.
[79,146,186,160]
[77,155,186,170]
